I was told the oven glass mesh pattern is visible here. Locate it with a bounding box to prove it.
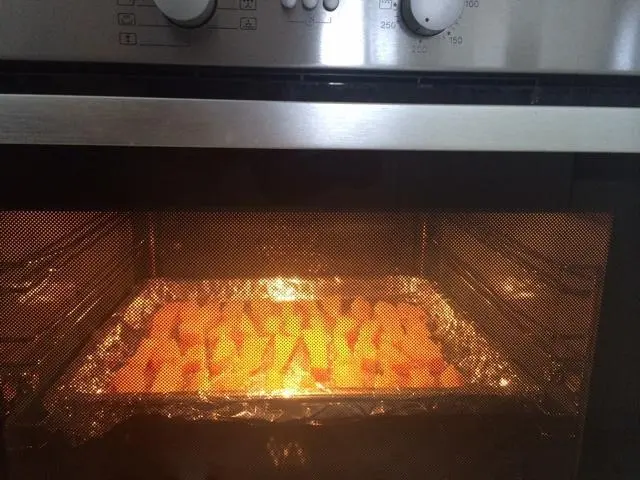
[0,211,612,445]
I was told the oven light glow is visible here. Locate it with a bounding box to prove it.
[266,277,302,302]
[263,277,316,302]
[499,378,510,387]
[281,388,297,398]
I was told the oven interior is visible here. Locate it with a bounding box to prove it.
[0,151,628,480]
[1,211,611,404]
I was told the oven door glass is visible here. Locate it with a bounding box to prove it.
[0,147,638,480]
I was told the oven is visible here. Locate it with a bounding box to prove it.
[1,0,640,479]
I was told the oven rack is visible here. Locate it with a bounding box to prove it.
[0,213,123,294]
[459,223,599,297]
[435,248,593,412]
[0,214,143,413]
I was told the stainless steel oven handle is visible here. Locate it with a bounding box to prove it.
[0,95,639,152]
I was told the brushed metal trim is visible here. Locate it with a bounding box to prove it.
[1,0,640,74]
[1,95,639,152]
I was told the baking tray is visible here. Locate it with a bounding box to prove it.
[44,276,539,442]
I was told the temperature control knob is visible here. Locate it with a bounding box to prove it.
[154,0,217,27]
[401,0,463,36]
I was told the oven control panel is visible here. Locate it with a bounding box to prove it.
[0,0,638,74]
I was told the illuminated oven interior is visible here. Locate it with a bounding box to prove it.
[0,211,611,439]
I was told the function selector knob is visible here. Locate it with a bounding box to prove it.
[154,0,217,27]
[401,0,463,36]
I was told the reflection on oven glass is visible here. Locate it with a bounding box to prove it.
[267,436,307,467]
[611,0,640,70]
[501,276,536,299]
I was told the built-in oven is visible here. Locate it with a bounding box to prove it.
[0,0,639,479]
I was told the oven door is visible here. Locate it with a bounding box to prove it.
[0,95,639,480]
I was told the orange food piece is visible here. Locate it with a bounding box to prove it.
[237,336,270,375]
[334,316,356,335]
[302,327,330,370]
[229,330,245,350]
[182,346,209,391]
[209,335,238,377]
[350,297,372,325]
[353,321,382,380]
[356,320,382,349]
[333,332,354,360]
[209,360,234,378]
[345,329,359,350]
[129,338,157,369]
[404,319,430,341]
[384,321,405,344]
[185,369,209,391]
[281,303,303,336]
[210,363,251,392]
[262,314,282,335]
[361,358,381,374]
[197,302,221,330]
[375,362,401,389]
[208,320,232,346]
[399,336,441,367]
[282,312,303,337]
[440,364,464,388]
[397,303,426,322]
[320,296,341,319]
[377,302,404,341]
[178,316,205,351]
[306,312,325,331]
[149,302,182,338]
[409,369,435,388]
[250,299,273,324]
[150,361,183,393]
[427,357,447,377]
[298,301,322,326]
[391,362,412,378]
[113,364,147,393]
[379,337,410,374]
[398,303,430,339]
[149,338,181,371]
[373,301,396,323]
[333,357,363,388]
[273,334,298,373]
[182,345,207,374]
[222,301,245,325]
[264,370,284,391]
[238,313,258,336]
[354,337,378,371]
[179,301,199,322]
[311,368,331,383]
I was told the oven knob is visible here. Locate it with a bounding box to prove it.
[154,0,217,27]
[401,0,463,36]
